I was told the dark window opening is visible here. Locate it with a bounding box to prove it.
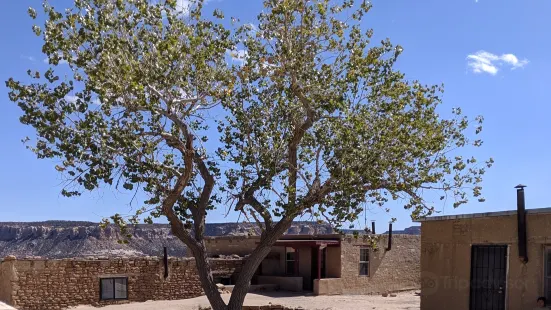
[100,277,128,300]
[359,248,369,276]
[286,247,296,275]
[214,277,232,285]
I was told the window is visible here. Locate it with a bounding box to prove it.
[545,248,551,300]
[359,248,369,276]
[100,277,128,300]
[285,247,296,275]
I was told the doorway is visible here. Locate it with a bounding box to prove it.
[309,247,326,290]
[469,245,508,310]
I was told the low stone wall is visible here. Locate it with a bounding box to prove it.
[0,256,243,310]
[257,276,303,292]
[313,278,343,295]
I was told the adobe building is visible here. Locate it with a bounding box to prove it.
[0,230,420,309]
[202,233,420,295]
[0,256,244,310]
[417,185,551,310]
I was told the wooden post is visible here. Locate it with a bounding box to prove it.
[294,247,299,275]
[317,246,322,280]
[163,247,168,279]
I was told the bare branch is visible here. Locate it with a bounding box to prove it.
[246,207,265,233]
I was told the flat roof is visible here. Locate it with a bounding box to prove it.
[204,234,342,241]
[279,234,341,240]
[414,207,551,222]
[274,239,340,244]
[272,239,341,247]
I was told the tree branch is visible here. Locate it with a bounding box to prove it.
[238,195,273,232]
[193,152,215,241]
[287,80,316,211]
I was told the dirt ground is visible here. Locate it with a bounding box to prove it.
[0,302,15,310]
[72,291,420,310]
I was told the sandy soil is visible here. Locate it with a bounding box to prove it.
[72,291,420,310]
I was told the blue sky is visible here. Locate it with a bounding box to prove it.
[1,0,550,230]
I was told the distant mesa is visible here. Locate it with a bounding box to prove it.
[0,221,419,259]
[383,225,420,235]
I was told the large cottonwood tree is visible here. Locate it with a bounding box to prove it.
[6,0,492,309]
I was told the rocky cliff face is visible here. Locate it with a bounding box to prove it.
[0,221,184,259]
[0,221,419,259]
[0,221,332,259]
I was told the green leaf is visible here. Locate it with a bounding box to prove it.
[28,7,37,19]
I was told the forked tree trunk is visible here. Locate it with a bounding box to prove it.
[225,219,294,310]
[225,243,274,310]
[173,217,293,310]
[192,243,228,310]
[171,229,227,310]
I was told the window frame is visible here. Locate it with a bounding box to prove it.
[99,277,128,301]
[359,248,370,276]
[285,247,297,276]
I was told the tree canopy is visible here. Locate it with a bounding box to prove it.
[6,0,492,309]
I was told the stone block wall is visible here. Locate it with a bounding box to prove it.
[0,256,243,310]
[339,234,420,294]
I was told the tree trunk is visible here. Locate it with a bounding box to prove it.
[226,218,293,310]
[192,242,228,310]
[171,229,228,310]
[226,243,273,310]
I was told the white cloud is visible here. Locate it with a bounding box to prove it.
[500,53,529,69]
[20,55,36,62]
[466,50,528,75]
[226,49,248,65]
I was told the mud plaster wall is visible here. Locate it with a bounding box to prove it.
[0,258,16,305]
[421,214,551,310]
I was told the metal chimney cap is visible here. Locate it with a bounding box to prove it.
[515,184,527,189]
